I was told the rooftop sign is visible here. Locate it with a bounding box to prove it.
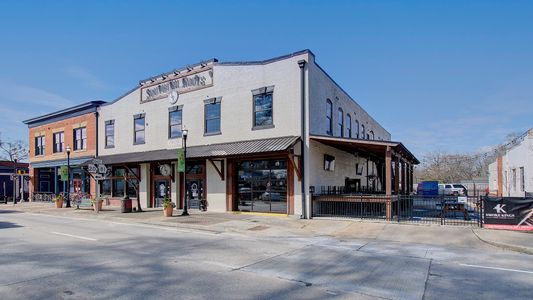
[140,68,213,103]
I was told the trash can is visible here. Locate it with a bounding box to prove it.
[121,196,132,213]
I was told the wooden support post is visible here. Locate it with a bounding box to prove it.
[385,147,392,221]
[401,161,406,195]
[394,157,400,195]
[409,164,414,194]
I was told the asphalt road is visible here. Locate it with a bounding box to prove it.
[1,210,532,300]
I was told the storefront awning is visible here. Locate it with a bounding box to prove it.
[30,157,95,169]
[99,136,300,165]
[310,135,419,164]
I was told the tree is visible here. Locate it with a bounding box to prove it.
[415,130,527,183]
[0,133,28,162]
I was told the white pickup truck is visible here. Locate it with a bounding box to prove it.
[438,184,467,196]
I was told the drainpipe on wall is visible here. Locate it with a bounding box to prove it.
[298,59,307,219]
[94,111,99,157]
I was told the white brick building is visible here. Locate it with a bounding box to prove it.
[92,50,418,217]
[489,129,533,197]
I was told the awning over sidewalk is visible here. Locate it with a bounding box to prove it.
[99,136,300,165]
[310,135,419,164]
[30,156,94,169]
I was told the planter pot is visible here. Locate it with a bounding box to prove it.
[93,200,103,212]
[163,206,173,217]
[55,199,63,208]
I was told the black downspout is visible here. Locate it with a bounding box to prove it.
[298,59,307,219]
[95,111,99,158]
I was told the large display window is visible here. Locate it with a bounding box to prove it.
[237,159,287,213]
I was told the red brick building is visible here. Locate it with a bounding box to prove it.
[23,101,104,199]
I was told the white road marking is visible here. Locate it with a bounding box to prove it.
[460,263,533,275]
[50,231,97,241]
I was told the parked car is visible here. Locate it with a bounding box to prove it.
[438,184,467,196]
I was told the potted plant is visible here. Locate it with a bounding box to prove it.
[162,197,175,217]
[91,196,104,213]
[53,194,64,208]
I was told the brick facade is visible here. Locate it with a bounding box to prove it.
[29,113,97,163]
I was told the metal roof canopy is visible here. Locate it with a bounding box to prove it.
[310,135,419,164]
[29,157,94,169]
[99,136,300,165]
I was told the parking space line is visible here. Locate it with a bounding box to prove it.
[460,263,533,275]
[50,231,97,241]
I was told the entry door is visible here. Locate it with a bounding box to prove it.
[154,179,170,208]
[186,179,204,209]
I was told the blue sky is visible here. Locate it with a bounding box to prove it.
[0,0,532,156]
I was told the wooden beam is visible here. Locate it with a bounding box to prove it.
[385,146,392,196]
[208,159,225,181]
[288,154,302,181]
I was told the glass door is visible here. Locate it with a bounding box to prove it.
[154,179,170,208]
[237,159,287,213]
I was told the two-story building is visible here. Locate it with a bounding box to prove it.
[23,101,104,199]
[489,128,533,197]
[95,50,418,217]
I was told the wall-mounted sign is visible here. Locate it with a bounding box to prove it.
[141,68,213,103]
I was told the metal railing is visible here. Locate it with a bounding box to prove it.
[397,195,482,227]
[312,193,483,227]
[31,192,54,202]
[312,194,396,220]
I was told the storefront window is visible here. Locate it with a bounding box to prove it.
[237,159,287,213]
[100,179,111,196]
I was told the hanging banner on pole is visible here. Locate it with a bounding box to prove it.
[177,149,185,173]
[59,166,69,181]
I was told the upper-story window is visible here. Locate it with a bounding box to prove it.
[35,135,45,156]
[204,97,221,135]
[134,114,145,144]
[168,106,183,139]
[369,131,374,140]
[337,108,344,137]
[73,127,87,150]
[326,99,333,135]
[355,120,359,138]
[252,86,274,129]
[53,131,64,153]
[346,114,352,138]
[105,120,115,148]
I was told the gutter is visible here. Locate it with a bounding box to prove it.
[298,59,307,219]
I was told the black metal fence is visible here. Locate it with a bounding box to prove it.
[31,192,54,202]
[397,195,482,226]
[312,193,483,227]
[312,194,396,220]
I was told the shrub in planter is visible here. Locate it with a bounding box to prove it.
[162,197,175,217]
[53,194,64,208]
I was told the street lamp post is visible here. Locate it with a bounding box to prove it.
[181,129,189,216]
[66,146,71,208]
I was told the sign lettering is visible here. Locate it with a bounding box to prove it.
[141,68,213,103]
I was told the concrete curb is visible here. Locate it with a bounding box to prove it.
[471,229,533,255]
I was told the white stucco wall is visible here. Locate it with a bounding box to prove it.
[308,140,378,190]
[488,161,498,193]
[308,63,391,141]
[500,131,533,197]
[98,54,310,156]
[206,159,227,212]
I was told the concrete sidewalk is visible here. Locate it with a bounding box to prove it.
[3,202,532,254]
